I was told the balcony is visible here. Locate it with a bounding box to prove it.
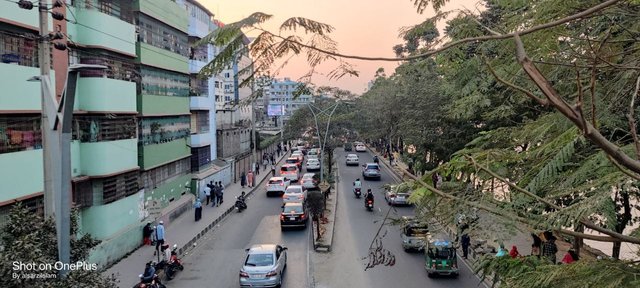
[190,96,212,110]
[67,7,136,56]
[0,63,55,111]
[70,139,138,177]
[134,0,188,33]
[0,0,51,30]
[75,77,136,112]
[190,132,212,148]
[0,150,43,203]
[137,42,189,74]
[139,94,189,116]
[139,138,191,169]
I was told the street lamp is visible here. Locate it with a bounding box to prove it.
[307,101,340,183]
[33,63,107,277]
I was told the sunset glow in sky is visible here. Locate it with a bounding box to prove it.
[200,0,479,94]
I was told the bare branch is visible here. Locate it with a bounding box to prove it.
[627,76,640,160]
[606,155,640,181]
[485,60,549,106]
[575,65,589,132]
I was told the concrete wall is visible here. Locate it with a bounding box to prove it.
[139,138,191,169]
[136,43,189,75]
[0,64,54,111]
[75,78,137,113]
[135,0,188,33]
[139,94,190,116]
[0,149,43,203]
[66,7,136,55]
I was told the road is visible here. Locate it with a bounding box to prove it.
[312,148,483,288]
[170,161,311,288]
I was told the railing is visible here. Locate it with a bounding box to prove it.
[71,0,133,23]
[0,32,39,68]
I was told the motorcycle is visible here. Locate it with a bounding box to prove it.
[134,273,165,288]
[353,187,362,198]
[365,198,374,211]
[164,244,184,280]
[235,197,247,212]
[373,156,379,164]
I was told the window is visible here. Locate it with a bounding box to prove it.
[190,111,209,134]
[189,42,207,62]
[190,146,211,172]
[102,171,140,204]
[141,66,189,97]
[72,115,137,143]
[71,0,133,23]
[139,116,190,145]
[0,31,39,67]
[0,116,42,154]
[69,50,137,82]
[189,75,209,96]
[140,158,190,189]
[73,180,93,208]
[136,14,188,57]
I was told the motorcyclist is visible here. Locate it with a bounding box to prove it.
[141,261,155,283]
[365,189,374,203]
[353,178,362,189]
[373,155,379,164]
[236,192,247,209]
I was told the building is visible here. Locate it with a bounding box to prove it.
[263,78,314,123]
[183,0,231,199]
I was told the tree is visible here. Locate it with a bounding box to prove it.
[0,204,118,288]
[307,190,324,240]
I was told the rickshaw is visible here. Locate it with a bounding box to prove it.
[400,216,429,252]
[424,239,459,278]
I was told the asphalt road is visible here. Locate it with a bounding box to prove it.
[313,148,483,288]
[170,164,311,288]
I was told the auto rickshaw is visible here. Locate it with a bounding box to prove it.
[400,216,429,252]
[424,239,459,278]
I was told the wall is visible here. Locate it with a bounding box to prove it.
[0,64,54,111]
[75,78,137,112]
[144,174,192,209]
[80,191,140,239]
[0,150,43,203]
[136,42,189,74]
[138,94,189,116]
[135,0,188,33]
[67,7,136,55]
[139,138,191,169]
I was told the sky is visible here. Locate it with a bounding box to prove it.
[200,0,480,94]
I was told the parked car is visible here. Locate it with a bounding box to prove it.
[285,157,302,170]
[345,154,359,166]
[280,164,300,182]
[355,143,367,152]
[362,163,381,180]
[280,202,308,229]
[300,173,319,190]
[239,244,288,287]
[282,185,306,204]
[401,216,429,252]
[385,189,411,206]
[266,177,290,197]
[306,158,321,171]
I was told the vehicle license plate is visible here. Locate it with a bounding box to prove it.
[251,274,266,279]
[289,217,296,220]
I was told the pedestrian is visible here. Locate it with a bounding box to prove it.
[561,249,579,264]
[461,233,470,259]
[216,181,224,206]
[247,170,254,188]
[277,144,282,157]
[531,233,542,257]
[255,162,260,175]
[204,184,211,206]
[142,222,153,246]
[194,198,202,221]
[271,164,276,176]
[271,153,275,165]
[263,155,269,170]
[509,245,520,258]
[389,153,394,166]
[496,243,508,257]
[154,221,165,256]
[240,171,247,188]
[541,231,558,263]
[431,172,438,188]
[211,183,219,207]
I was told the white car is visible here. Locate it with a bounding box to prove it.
[282,185,307,203]
[385,190,411,206]
[306,158,321,171]
[266,177,290,197]
[300,173,319,190]
[280,164,300,182]
[291,151,304,161]
[307,154,319,160]
[345,154,359,166]
[355,144,367,152]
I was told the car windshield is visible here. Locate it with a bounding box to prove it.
[366,164,379,170]
[268,179,282,184]
[281,166,297,172]
[308,159,319,163]
[283,205,303,213]
[286,159,297,163]
[404,225,428,237]
[245,253,274,267]
[286,187,302,194]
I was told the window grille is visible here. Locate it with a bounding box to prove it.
[102,170,140,204]
[0,116,42,154]
[0,32,39,67]
[72,115,137,143]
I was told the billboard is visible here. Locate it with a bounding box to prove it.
[267,104,285,116]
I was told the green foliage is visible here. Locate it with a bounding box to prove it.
[0,204,117,288]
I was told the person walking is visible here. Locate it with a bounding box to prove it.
[263,154,269,170]
[216,181,224,206]
[461,233,471,259]
[240,172,247,188]
[142,222,153,246]
[277,144,282,157]
[154,221,165,256]
[194,198,203,221]
[509,245,520,258]
[211,182,219,207]
[204,184,211,206]
[247,170,254,188]
[542,231,558,263]
[270,153,275,165]
[271,164,276,176]
[255,162,260,175]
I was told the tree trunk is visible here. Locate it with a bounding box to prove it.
[316,218,321,240]
[574,224,583,256]
[612,241,621,259]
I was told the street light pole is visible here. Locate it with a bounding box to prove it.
[307,102,340,183]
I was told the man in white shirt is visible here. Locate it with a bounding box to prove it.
[204,185,211,206]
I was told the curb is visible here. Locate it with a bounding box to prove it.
[176,154,287,257]
[312,155,338,253]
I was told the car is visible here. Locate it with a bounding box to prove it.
[266,177,290,197]
[401,216,429,252]
[344,142,353,151]
[291,151,304,161]
[362,163,381,179]
[299,173,319,189]
[385,189,411,206]
[285,157,302,170]
[279,164,300,182]
[280,202,308,229]
[239,244,288,287]
[282,185,306,204]
[345,154,359,166]
[306,154,319,160]
[306,158,321,171]
[355,144,367,152]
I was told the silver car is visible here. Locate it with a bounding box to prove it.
[385,191,410,206]
[362,163,381,179]
[239,244,288,287]
[345,154,359,166]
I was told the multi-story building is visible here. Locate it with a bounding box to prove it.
[183,0,231,198]
[264,78,314,122]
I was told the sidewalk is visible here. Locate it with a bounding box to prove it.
[365,145,594,267]
[104,150,289,287]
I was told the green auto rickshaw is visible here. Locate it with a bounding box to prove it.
[424,239,459,278]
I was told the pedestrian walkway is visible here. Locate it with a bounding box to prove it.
[104,151,289,288]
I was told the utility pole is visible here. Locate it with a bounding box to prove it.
[38,0,55,218]
[308,102,339,183]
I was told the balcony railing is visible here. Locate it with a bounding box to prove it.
[71,0,133,23]
[0,32,39,68]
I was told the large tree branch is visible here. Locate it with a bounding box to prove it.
[627,76,640,160]
[485,60,549,106]
[251,0,621,62]
[513,34,640,175]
